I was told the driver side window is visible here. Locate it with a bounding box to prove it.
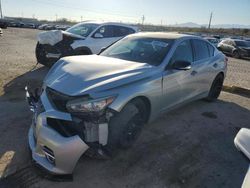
[170,40,193,66]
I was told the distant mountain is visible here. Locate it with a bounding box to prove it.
[169,22,250,29]
[209,24,250,29]
[170,22,201,28]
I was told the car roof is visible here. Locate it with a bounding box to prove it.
[78,21,137,29]
[232,39,247,42]
[126,32,200,39]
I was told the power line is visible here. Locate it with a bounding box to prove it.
[32,0,138,20]
[142,15,145,25]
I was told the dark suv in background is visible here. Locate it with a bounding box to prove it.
[218,39,250,59]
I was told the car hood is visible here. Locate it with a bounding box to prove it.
[37,30,84,46]
[44,55,157,96]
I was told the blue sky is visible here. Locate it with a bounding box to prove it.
[1,0,250,25]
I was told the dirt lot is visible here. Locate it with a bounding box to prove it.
[0,28,250,188]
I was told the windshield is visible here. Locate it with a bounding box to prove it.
[101,37,174,66]
[66,23,99,37]
[235,41,250,47]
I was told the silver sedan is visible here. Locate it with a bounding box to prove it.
[26,32,227,175]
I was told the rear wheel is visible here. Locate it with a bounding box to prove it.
[104,99,147,156]
[205,74,224,102]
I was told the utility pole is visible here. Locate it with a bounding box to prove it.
[208,12,213,29]
[141,15,145,25]
[55,14,58,22]
[0,0,3,19]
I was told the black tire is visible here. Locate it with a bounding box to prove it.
[104,99,147,156]
[35,42,55,67]
[232,50,240,59]
[205,74,224,102]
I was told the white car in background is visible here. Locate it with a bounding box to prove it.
[36,21,138,66]
[204,37,220,47]
[234,128,250,188]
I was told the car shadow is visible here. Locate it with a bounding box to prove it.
[1,66,48,102]
[0,67,49,187]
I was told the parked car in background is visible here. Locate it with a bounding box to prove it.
[55,25,71,31]
[27,32,227,175]
[35,21,138,66]
[25,23,36,29]
[218,39,250,58]
[38,24,49,30]
[204,37,220,47]
[0,19,8,29]
[44,25,56,30]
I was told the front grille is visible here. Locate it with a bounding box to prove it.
[46,87,74,112]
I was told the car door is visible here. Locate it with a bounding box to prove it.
[191,39,215,96]
[88,25,124,54]
[161,39,195,111]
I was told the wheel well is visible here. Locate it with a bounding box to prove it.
[130,96,151,123]
[218,72,224,80]
[74,47,92,55]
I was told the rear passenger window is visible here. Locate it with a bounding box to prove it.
[113,26,135,37]
[171,40,193,64]
[207,43,215,57]
[192,39,210,61]
[95,25,114,38]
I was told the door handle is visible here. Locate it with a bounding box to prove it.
[191,70,198,76]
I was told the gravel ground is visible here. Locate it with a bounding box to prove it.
[225,57,250,89]
[0,28,250,188]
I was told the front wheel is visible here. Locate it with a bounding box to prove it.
[232,50,240,59]
[205,74,224,102]
[35,43,56,67]
[104,99,147,156]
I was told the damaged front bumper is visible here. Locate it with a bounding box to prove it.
[26,88,109,175]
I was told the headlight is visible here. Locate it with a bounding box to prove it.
[66,96,116,113]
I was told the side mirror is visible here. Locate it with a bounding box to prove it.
[94,33,103,38]
[172,60,191,71]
